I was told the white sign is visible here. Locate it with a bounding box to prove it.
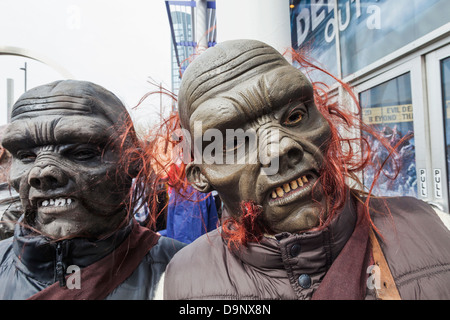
[434,169,443,199]
[419,168,427,198]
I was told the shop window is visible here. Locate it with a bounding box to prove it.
[360,72,417,197]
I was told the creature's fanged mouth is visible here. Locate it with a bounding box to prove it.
[269,174,312,203]
[38,198,75,208]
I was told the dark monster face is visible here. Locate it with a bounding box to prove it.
[1,80,136,239]
[179,40,332,234]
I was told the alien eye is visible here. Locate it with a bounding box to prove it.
[70,146,101,161]
[74,151,94,160]
[284,108,304,126]
[17,151,36,163]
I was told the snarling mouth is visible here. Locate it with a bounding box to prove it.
[268,174,314,206]
[270,175,310,199]
[38,198,75,208]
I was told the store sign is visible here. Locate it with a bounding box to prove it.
[291,0,382,77]
[362,104,413,124]
[290,0,449,77]
[295,0,380,47]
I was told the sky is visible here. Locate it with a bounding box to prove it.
[0,0,174,133]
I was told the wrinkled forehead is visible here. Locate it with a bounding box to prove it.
[2,80,132,152]
[10,80,127,124]
[178,40,312,130]
[189,66,314,132]
[12,94,97,120]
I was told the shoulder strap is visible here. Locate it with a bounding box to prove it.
[369,228,401,300]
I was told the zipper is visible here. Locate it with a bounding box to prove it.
[55,242,66,287]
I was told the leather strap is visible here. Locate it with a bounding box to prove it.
[312,206,372,300]
[369,228,401,300]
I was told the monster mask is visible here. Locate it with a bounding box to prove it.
[178,40,332,235]
[1,80,139,239]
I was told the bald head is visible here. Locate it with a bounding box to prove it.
[10,80,128,126]
[178,39,294,131]
[3,80,135,156]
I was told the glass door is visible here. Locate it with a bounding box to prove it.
[360,72,417,197]
[355,57,432,203]
[426,44,450,213]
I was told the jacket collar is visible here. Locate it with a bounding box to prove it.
[12,216,133,285]
[231,190,357,276]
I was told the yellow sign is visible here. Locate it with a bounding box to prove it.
[362,104,413,124]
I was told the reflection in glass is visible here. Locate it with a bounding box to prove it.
[360,72,417,197]
[290,0,338,84]
[339,0,449,77]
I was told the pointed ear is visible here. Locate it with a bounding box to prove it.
[185,163,213,193]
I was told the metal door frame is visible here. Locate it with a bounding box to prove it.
[425,44,450,213]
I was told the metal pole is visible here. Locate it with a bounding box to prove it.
[215,0,291,56]
[196,0,208,52]
[6,79,14,123]
[20,62,27,92]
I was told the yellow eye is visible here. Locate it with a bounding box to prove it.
[285,110,303,125]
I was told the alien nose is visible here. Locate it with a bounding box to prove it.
[28,165,68,190]
[278,137,304,168]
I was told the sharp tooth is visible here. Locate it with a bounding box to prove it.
[271,191,277,199]
[283,183,291,193]
[67,198,72,205]
[290,180,298,190]
[49,199,55,206]
[41,200,49,207]
[297,178,304,187]
[302,176,308,183]
[276,187,284,197]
